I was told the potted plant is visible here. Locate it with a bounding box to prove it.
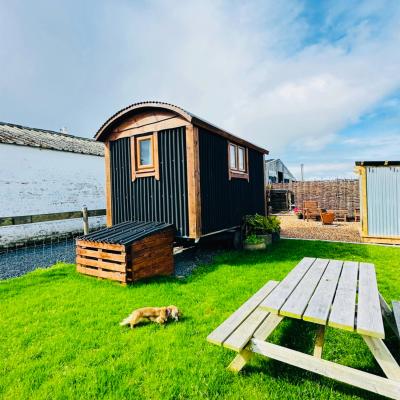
[243,234,266,250]
[244,214,281,246]
[293,207,303,219]
[320,208,335,225]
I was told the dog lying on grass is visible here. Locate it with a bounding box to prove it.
[120,306,181,328]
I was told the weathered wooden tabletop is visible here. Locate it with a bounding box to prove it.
[260,257,385,339]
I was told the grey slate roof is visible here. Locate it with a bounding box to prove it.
[0,122,104,156]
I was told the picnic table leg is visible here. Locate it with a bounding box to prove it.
[227,349,253,372]
[362,336,400,381]
[313,325,325,358]
[228,314,284,372]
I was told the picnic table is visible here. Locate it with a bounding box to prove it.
[207,257,400,399]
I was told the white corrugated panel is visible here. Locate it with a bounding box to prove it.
[366,166,400,236]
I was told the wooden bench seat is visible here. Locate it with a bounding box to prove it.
[207,280,280,352]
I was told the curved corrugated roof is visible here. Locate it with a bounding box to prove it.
[0,122,104,156]
[95,101,268,154]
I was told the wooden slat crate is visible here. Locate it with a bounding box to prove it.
[131,230,174,281]
[76,225,174,284]
[76,240,130,283]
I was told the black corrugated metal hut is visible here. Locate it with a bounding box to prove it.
[96,101,269,241]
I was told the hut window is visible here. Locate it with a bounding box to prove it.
[137,137,153,168]
[229,144,237,169]
[130,132,159,180]
[228,142,249,181]
[238,147,245,171]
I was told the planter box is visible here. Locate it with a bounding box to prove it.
[272,231,281,242]
[243,242,266,251]
[258,234,272,245]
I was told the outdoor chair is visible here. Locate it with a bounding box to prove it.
[303,201,320,222]
[328,209,348,222]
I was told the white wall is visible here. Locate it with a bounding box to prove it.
[0,144,106,246]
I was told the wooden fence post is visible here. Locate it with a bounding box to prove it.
[82,206,89,235]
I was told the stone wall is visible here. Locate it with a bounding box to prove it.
[270,179,360,216]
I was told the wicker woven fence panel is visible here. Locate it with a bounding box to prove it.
[270,180,359,217]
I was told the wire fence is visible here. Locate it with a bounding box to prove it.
[0,225,105,280]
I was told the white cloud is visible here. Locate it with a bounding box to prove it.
[99,0,400,156]
[1,0,400,177]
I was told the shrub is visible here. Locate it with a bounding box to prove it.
[244,214,281,235]
[244,234,264,245]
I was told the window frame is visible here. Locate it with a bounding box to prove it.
[237,146,246,172]
[130,132,159,181]
[228,141,249,181]
[136,135,154,170]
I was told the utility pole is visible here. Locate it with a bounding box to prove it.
[300,164,304,181]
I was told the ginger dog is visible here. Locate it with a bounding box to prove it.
[120,306,181,328]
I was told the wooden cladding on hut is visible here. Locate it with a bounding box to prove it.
[95,101,269,240]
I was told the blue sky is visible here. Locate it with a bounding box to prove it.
[1,0,399,179]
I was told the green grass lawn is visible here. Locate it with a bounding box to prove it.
[1,239,399,400]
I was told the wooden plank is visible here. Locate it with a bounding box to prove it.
[360,166,368,236]
[207,280,279,346]
[132,247,172,263]
[76,247,126,262]
[259,257,316,313]
[77,265,126,283]
[279,258,329,319]
[153,131,160,180]
[328,261,358,332]
[134,239,174,251]
[363,336,400,381]
[132,262,174,280]
[313,325,325,358]
[393,301,400,338]
[108,117,190,140]
[76,256,126,272]
[133,258,173,273]
[130,137,137,181]
[186,124,201,240]
[227,314,284,372]
[193,126,202,237]
[303,260,343,324]
[223,308,269,352]
[250,339,400,399]
[227,349,252,372]
[357,262,385,339]
[253,313,284,340]
[104,141,112,227]
[362,236,400,245]
[77,239,125,252]
[131,231,174,251]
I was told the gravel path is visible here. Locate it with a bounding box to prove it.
[0,239,76,280]
[0,240,219,280]
[279,214,361,243]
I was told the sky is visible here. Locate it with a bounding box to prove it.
[1,0,400,179]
